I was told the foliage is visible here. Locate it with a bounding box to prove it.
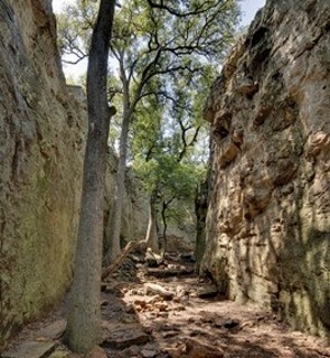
[131,87,208,242]
[56,0,240,248]
[135,151,206,228]
[57,0,240,119]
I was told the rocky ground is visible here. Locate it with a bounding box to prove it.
[3,252,330,358]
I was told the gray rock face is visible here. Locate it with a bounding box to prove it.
[203,0,330,336]
[0,0,149,349]
[0,0,85,348]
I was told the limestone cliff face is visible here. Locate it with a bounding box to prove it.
[203,0,330,335]
[0,0,149,347]
[0,0,85,346]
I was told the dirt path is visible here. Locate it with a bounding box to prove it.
[4,255,330,358]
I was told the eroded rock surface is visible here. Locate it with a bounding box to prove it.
[203,0,330,335]
[0,0,85,348]
[0,0,149,349]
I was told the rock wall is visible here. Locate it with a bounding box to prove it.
[0,0,149,348]
[0,0,85,347]
[203,0,330,336]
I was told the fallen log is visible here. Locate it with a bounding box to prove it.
[102,241,141,280]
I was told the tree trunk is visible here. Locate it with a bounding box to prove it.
[160,201,168,255]
[145,193,159,252]
[64,0,116,354]
[105,109,130,264]
[195,180,208,272]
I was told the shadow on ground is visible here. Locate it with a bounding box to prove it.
[3,252,330,358]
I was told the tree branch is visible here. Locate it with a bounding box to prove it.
[146,0,221,18]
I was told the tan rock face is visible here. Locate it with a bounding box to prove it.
[203,0,330,336]
[0,0,85,348]
[0,0,149,348]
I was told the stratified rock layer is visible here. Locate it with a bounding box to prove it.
[203,0,330,335]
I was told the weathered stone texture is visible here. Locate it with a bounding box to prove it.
[203,0,330,335]
[0,0,85,348]
[0,0,149,348]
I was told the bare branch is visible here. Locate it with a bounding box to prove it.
[177,124,201,162]
[146,0,222,18]
[62,56,87,65]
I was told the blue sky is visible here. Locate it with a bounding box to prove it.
[240,0,266,26]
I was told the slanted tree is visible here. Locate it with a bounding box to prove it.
[105,0,239,262]
[64,0,116,354]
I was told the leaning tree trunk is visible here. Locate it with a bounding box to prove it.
[64,0,116,354]
[105,108,130,264]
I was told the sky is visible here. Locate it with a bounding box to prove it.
[240,0,266,27]
[52,0,266,80]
